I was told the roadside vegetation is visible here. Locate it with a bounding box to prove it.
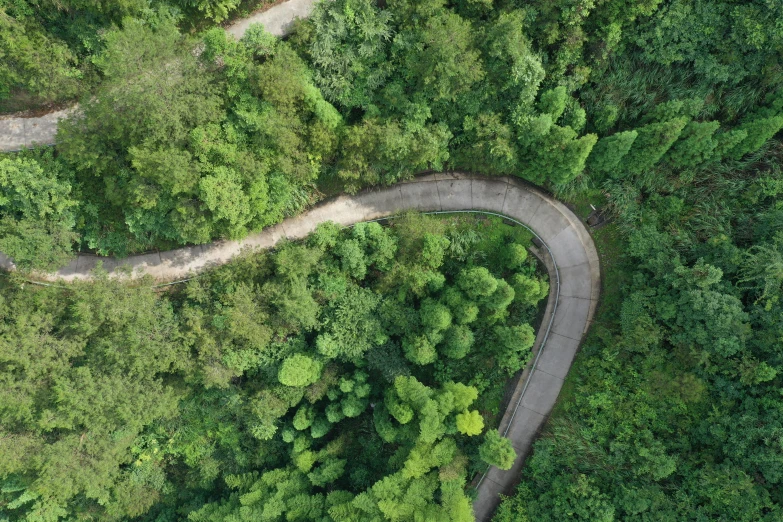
[3,0,779,268]
[0,213,548,520]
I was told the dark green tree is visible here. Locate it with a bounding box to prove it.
[622,118,688,174]
[666,120,720,167]
[728,115,783,159]
[587,130,638,176]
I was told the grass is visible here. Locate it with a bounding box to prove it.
[549,221,629,417]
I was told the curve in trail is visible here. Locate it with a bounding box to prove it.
[0,0,317,152]
[0,172,600,521]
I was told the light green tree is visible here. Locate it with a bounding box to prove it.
[455,410,484,436]
[278,355,323,387]
[479,430,516,470]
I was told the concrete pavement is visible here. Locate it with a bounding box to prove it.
[0,173,600,520]
[0,0,318,152]
[226,0,318,38]
[0,107,76,152]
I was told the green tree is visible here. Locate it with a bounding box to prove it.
[458,266,498,300]
[0,12,82,104]
[177,0,241,22]
[494,324,536,373]
[482,10,545,113]
[403,335,437,365]
[511,274,549,306]
[503,244,529,269]
[307,0,393,109]
[57,17,225,250]
[420,299,452,331]
[0,276,184,519]
[405,12,485,103]
[455,409,484,436]
[336,118,451,191]
[587,130,638,175]
[479,430,516,470]
[278,355,323,387]
[520,124,598,184]
[309,457,347,487]
[443,287,480,325]
[712,128,749,158]
[728,115,783,159]
[537,86,568,121]
[0,156,78,269]
[441,325,474,359]
[666,120,720,167]
[443,381,478,411]
[623,118,688,174]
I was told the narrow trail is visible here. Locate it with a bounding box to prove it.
[0,0,318,152]
[0,172,600,521]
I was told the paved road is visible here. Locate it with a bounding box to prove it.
[0,0,318,152]
[0,172,600,520]
[0,107,76,152]
[227,0,317,38]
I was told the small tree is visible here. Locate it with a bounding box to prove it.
[403,335,438,365]
[494,324,536,373]
[420,300,453,331]
[666,120,720,167]
[0,157,79,270]
[512,274,549,306]
[483,280,516,318]
[479,431,516,470]
[443,288,479,325]
[712,129,748,159]
[278,355,323,387]
[623,118,688,174]
[520,125,598,185]
[458,267,499,300]
[441,325,474,359]
[443,382,479,411]
[293,405,315,430]
[455,410,484,436]
[308,457,347,487]
[503,244,528,269]
[338,239,368,280]
[728,115,783,159]
[587,130,638,176]
[537,86,568,121]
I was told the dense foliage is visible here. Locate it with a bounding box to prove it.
[3,0,782,266]
[57,17,340,256]
[481,0,783,519]
[0,214,548,520]
[495,142,783,522]
[2,0,783,520]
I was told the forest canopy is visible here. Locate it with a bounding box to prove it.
[1,0,783,520]
[2,0,780,266]
[0,214,548,521]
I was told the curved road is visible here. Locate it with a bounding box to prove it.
[0,172,600,520]
[0,0,318,152]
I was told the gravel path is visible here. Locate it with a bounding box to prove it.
[0,172,600,521]
[0,0,318,152]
